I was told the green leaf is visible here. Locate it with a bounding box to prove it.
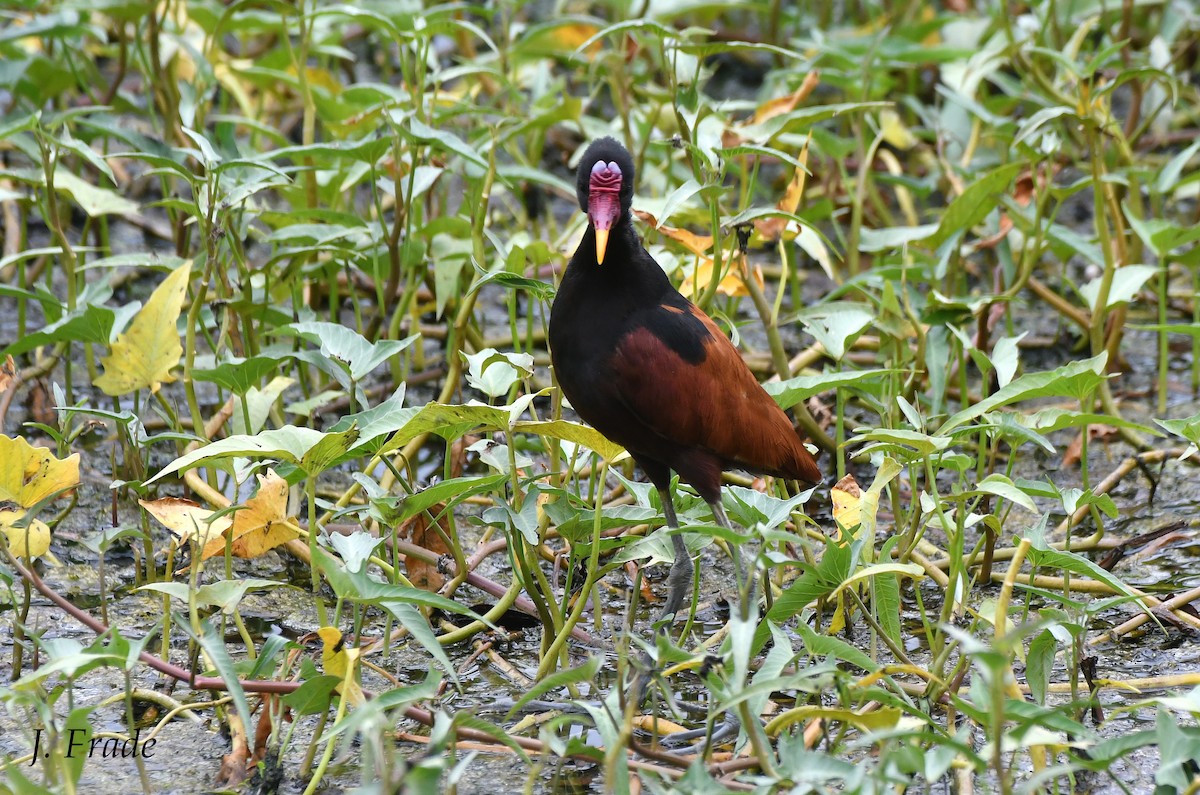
[1012,106,1076,148]
[1156,411,1200,444]
[763,368,892,409]
[794,622,880,672]
[274,321,418,382]
[831,562,924,599]
[380,601,458,684]
[858,223,938,252]
[370,474,506,525]
[1156,137,1200,194]
[1154,710,1200,792]
[992,334,1022,388]
[146,426,358,483]
[2,302,117,356]
[937,354,1108,436]
[762,535,855,638]
[52,170,139,216]
[283,675,341,715]
[517,419,625,460]
[1026,629,1056,705]
[197,616,254,742]
[875,536,903,649]
[313,547,479,619]
[63,706,95,786]
[193,355,283,394]
[139,578,287,613]
[974,474,1038,513]
[506,656,601,718]
[402,117,487,169]
[795,303,874,360]
[301,426,361,473]
[1019,408,1160,437]
[463,348,534,399]
[1025,522,1142,607]
[1080,265,1156,310]
[851,428,952,457]
[930,162,1023,248]
[722,485,810,530]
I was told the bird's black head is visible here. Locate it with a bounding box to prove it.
[575,137,635,264]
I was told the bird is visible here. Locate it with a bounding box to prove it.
[548,137,823,634]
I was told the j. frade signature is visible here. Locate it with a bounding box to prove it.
[29,728,157,765]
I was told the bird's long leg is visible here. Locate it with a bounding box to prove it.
[626,487,692,709]
[655,487,693,629]
[707,499,753,620]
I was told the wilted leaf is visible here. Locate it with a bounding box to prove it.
[0,435,81,558]
[748,72,820,125]
[0,355,14,394]
[401,503,452,592]
[754,143,809,243]
[213,470,299,560]
[831,474,862,533]
[634,210,713,256]
[140,496,232,548]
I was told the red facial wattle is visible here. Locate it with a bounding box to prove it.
[587,161,623,264]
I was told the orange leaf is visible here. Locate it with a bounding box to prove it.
[0,355,15,394]
[401,504,453,592]
[754,139,810,243]
[635,209,714,256]
[204,470,298,560]
[749,72,820,126]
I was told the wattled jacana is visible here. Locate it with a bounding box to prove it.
[549,137,823,630]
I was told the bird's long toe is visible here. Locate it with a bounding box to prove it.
[654,534,694,628]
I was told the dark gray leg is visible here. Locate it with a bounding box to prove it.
[626,486,693,708]
[654,487,693,629]
[708,499,752,618]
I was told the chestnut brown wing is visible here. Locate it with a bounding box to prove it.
[610,302,821,484]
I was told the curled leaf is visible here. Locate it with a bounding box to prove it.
[0,435,80,558]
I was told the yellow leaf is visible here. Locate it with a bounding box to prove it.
[203,470,298,560]
[827,590,847,635]
[765,705,903,737]
[520,22,602,59]
[830,474,862,534]
[319,626,348,676]
[0,511,50,558]
[879,109,917,150]
[631,715,689,734]
[95,262,192,395]
[318,626,364,706]
[140,497,232,548]
[213,60,258,119]
[678,257,764,298]
[550,22,601,51]
[0,435,80,559]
